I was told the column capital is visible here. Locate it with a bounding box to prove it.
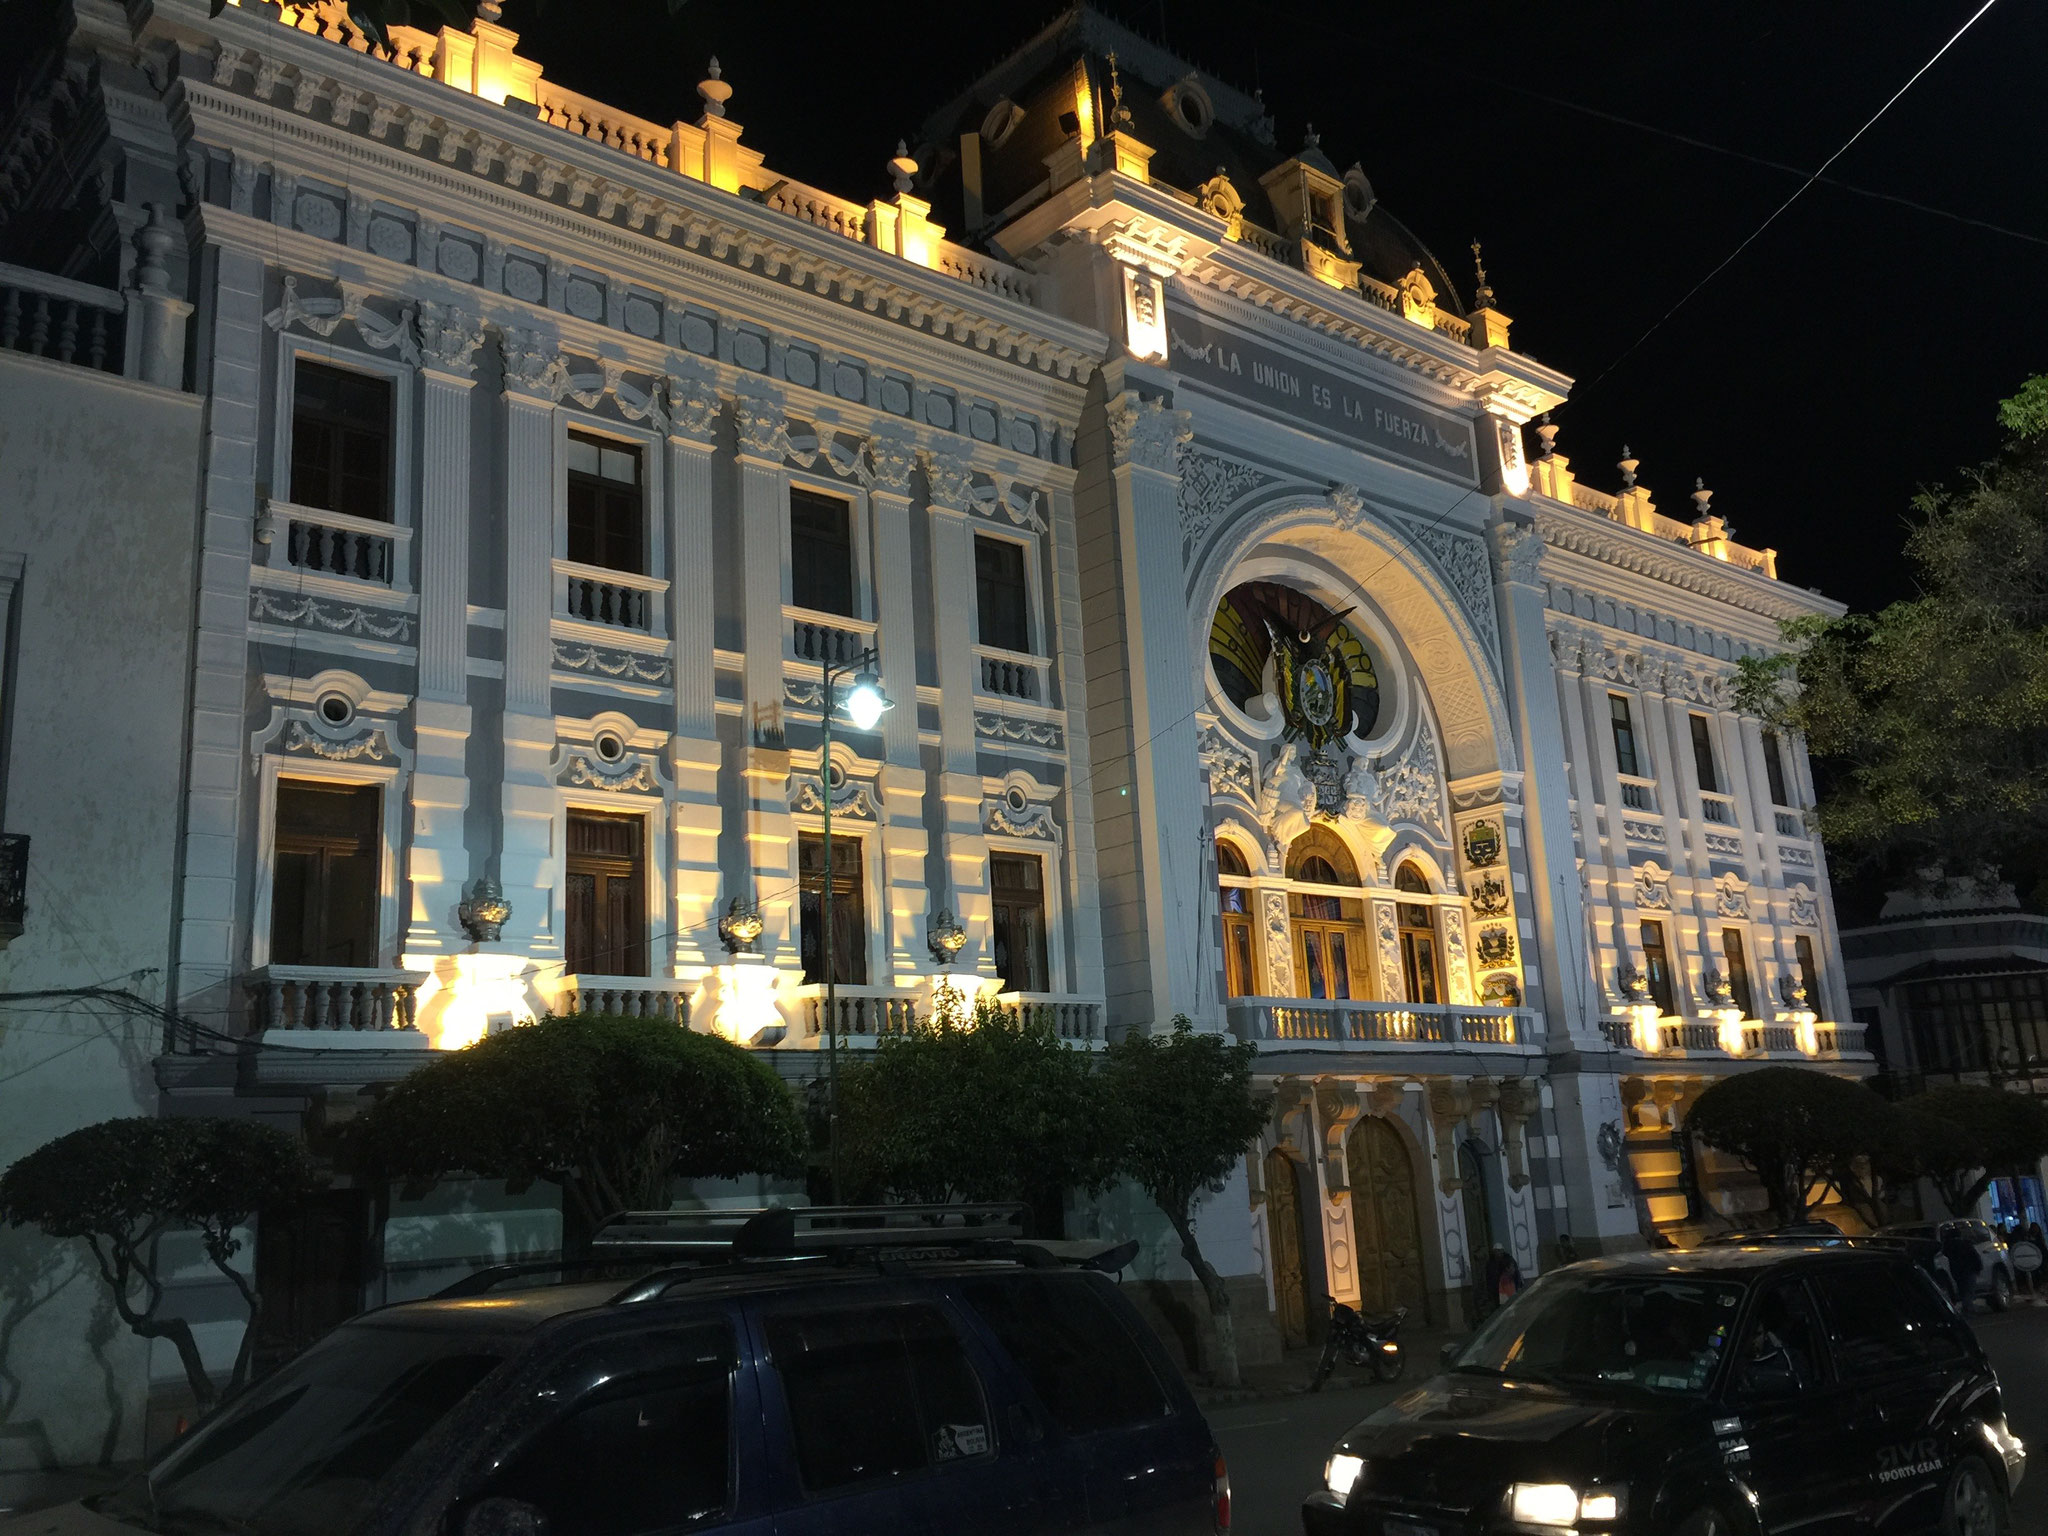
[498,325,568,400]
[415,300,486,381]
[732,389,792,464]
[862,432,918,495]
[1106,389,1192,475]
[664,370,724,446]
[921,447,975,515]
[1488,518,1545,587]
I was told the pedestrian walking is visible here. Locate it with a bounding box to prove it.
[1940,1222,1983,1309]
[1483,1243,1522,1309]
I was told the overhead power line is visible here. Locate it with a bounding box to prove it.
[1584,0,2006,394]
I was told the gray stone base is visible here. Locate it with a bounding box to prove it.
[1122,1274,1283,1379]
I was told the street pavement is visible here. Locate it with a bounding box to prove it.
[1213,1303,2048,1536]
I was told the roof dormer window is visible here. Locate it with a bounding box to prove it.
[1163,77,1213,138]
[980,98,1024,148]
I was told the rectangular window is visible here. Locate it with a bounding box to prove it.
[566,431,645,575]
[1398,902,1444,1006]
[1689,714,1719,794]
[1763,730,1792,807]
[565,812,647,977]
[1795,934,1820,1009]
[1608,694,1641,779]
[1220,887,1257,999]
[271,780,380,967]
[764,1305,992,1494]
[1640,919,1675,1017]
[973,534,1031,654]
[790,487,856,617]
[991,852,1049,994]
[798,831,867,985]
[290,360,393,521]
[1723,927,1756,1019]
[959,1274,1171,1435]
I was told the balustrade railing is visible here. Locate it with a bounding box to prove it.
[532,83,674,167]
[795,984,920,1039]
[1775,810,1806,837]
[993,993,1102,1042]
[0,261,127,376]
[269,502,406,588]
[787,607,876,668]
[1658,1020,1722,1052]
[1699,794,1736,826]
[1225,999,1531,1048]
[975,647,1046,702]
[556,559,666,634]
[761,181,868,241]
[1619,777,1657,813]
[561,975,690,1023]
[248,965,426,1033]
[932,244,1037,304]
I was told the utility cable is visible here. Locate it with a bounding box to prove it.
[1583,0,2005,394]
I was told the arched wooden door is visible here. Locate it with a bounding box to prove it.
[1347,1116,1428,1315]
[1264,1147,1310,1347]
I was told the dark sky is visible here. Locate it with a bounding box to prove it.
[510,0,2048,617]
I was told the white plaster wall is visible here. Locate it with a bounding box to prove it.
[0,350,204,1475]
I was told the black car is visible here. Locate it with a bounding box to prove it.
[1304,1246,2025,1536]
[20,1206,1229,1536]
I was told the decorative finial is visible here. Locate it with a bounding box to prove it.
[475,0,503,21]
[1105,49,1133,129]
[1303,121,1321,151]
[1691,477,1713,520]
[697,57,731,119]
[888,139,918,196]
[927,909,968,964]
[1471,238,1494,308]
[1534,412,1558,461]
[457,877,511,943]
[1618,445,1639,489]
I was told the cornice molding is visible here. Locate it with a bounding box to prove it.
[173,20,1106,383]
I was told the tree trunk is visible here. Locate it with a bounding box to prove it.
[1165,1207,1239,1389]
[90,1234,218,1412]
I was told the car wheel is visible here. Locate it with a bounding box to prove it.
[1941,1455,2008,1536]
[1990,1269,2012,1312]
[1673,1505,1733,1536]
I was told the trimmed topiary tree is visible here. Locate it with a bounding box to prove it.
[1901,1084,2048,1216]
[1685,1066,1895,1225]
[350,1013,806,1246]
[0,1116,316,1409]
[1103,1017,1273,1388]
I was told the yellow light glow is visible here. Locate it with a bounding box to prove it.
[405,951,543,1050]
[701,957,784,1045]
[1073,65,1096,150]
[1793,1013,1821,1055]
[1627,1002,1662,1053]
[1122,265,1168,361]
[928,971,1002,1025]
[1715,1008,1746,1056]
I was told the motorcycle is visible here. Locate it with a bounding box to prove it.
[1308,1300,1407,1391]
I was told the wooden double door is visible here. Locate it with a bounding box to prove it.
[1346,1116,1427,1315]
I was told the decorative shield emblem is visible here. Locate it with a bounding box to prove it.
[1302,750,1347,818]
[1481,972,1522,1008]
[1470,875,1509,916]
[1476,924,1516,966]
[1463,819,1502,868]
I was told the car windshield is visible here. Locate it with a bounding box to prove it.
[92,1323,507,1536]
[1451,1272,1745,1397]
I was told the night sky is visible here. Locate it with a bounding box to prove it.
[510,0,2048,618]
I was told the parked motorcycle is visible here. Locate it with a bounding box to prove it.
[1308,1299,1407,1391]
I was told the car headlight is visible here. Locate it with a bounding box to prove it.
[1506,1483,1624,1526]
[1325,1453,1365,1500]
[1508,1484,1580,1526]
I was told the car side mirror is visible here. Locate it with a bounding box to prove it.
[462,1497,550,1536]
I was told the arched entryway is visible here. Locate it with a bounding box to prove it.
[1264,1146,1311,1347]
[1347,1116,1427,1315]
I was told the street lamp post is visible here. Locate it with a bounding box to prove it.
[817,644,890,1203]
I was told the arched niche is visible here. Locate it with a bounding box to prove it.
[1189,497,1517,783]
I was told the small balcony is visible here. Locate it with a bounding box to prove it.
[559,975,691,1023]
[787,605,877,668]
[1617,775,1658,813]
[1774,810,1807,837]
[1699,793,1737,826]
[1598,1014,1867,1061]
[1226,998,1536,1052]
[247,965,429,1036]
[790,983,920,1041]
[993,992,1103,1042]
[555,558,668,635]
[974,645,1052,704]
[262,499,410,591]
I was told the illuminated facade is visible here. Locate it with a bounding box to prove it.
[1,0,1868,1457]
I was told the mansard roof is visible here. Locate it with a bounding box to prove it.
[914,5,1464,313]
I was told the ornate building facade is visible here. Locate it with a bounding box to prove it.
[0,0,1867,1464]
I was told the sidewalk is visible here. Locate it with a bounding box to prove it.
[1192,1327,1462,1408]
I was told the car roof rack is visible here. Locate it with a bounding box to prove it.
[591,1203,1030,1258]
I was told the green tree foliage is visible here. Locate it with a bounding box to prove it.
[1899,1084,2048,1216]
[1685,1067,1896,1225]
[834,996,1123,1215]
[1102,1018,1272,1388]
[0,1117,315,1408]
[1736,376,2048,880]
[351,1014,805,1244]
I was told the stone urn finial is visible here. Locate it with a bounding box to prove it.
[458,877,511,943]
[927,908,968,965]
[717,895,763,955]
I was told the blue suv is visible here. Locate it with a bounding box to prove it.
[40,1207,1231,1536]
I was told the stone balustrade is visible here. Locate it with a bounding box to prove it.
[556,559,667,634]
[247,965,427,1033]
[992,992,1103,1042]
[560,975,691,1023]
[974,646,1048,703]
[792,984,920,1040]
[1597,1015,1867,1061]
[1226,998,1535,1051]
